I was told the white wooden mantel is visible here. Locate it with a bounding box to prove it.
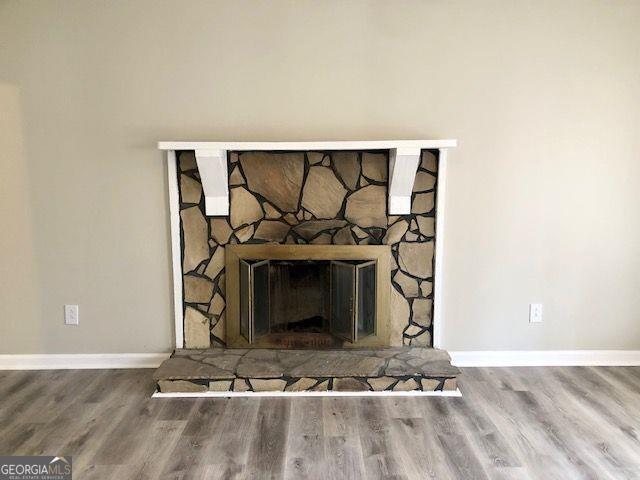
[158,140,457,216]
[159,139,456,349]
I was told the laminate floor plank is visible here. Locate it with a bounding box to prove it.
[437,433,490,480]
[11,370,108,455]
[284,397,325,480]
[0,370,34,399]
[540,369,640,476]
[198,398,260,476]
[126,419,186,480]
[1,366,639,479]
[388,413,456,479]
[160,398,229,477]
[457,370,590,480]
[322,397,368,479]
[322,397,360,438]
[57,369,155,472]
[503,390,609,480]
[0,371,51,423]
[357,397,408,479]
[245,398,290,479]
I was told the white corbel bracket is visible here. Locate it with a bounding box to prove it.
[388,147,422,215]
[195,149,228,216]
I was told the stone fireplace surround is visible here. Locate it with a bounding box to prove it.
[155,140,458,395]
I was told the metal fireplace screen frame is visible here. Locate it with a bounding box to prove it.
[226,245,391,348]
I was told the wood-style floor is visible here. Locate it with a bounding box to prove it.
[1,367,639,479]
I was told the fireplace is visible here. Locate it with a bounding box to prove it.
[226,244,391,348]
[153,141,462,395]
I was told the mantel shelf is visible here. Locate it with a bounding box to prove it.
[158,139,457,151]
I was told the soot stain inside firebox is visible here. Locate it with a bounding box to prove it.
[268,260,330,334]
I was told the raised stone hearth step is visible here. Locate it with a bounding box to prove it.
[153,347,459,394]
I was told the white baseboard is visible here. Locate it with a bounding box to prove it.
[4,350,638,370]
[450,350,640,367]
[0,353,171,370]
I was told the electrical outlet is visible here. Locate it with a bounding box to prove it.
[64,304,79,325]
[529,303,543,323]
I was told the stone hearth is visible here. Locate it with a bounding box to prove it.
[154,347,459,393]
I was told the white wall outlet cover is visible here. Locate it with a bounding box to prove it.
[64,304,79,325]
[529,303,543,323]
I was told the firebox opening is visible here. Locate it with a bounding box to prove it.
[269,260,330,334]
[239,258,377,347]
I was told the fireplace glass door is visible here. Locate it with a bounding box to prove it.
[239,259,270,344]
[240,258,376,345]
[330,260,377,342]
[356,261,376,340]
[329,261,355,342]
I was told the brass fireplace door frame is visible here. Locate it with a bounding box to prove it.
[225,244,391,348]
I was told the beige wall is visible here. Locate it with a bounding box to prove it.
[1,0,639,354]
